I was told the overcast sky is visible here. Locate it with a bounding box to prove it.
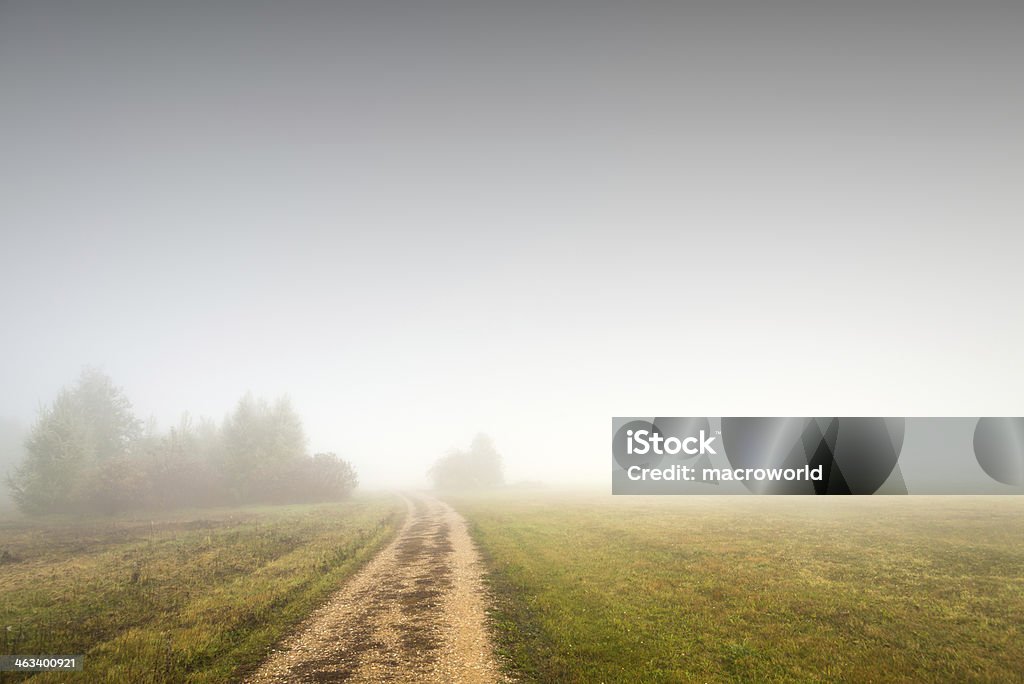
[2,0,1022,486]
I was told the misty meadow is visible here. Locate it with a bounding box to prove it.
[3,0,1023,680]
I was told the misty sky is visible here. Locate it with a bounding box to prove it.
[2,1,1022,487]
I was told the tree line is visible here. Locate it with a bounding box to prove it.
[5,369,357,515]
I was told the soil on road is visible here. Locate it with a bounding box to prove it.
[245,493,501,683]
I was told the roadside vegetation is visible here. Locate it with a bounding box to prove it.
[455,493,1024,682]
[0,496,402,682]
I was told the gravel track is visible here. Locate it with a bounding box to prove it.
[245,493,500,683]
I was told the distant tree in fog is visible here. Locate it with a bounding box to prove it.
[7,368,142,514]
[428,433,504,491]
[221,393,308,502]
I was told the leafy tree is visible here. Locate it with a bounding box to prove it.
[8,368,141,514]
[221,393,308,502]
[428,433,504,491]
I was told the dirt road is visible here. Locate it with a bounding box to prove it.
[245,493,501,683]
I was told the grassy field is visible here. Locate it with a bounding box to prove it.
[0,496,402,683]
[454,493,1024,683]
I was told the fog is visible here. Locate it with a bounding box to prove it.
[2,1,1023,492]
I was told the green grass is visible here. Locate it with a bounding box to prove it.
[0,496,403,683]
[454,493,1024,683]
